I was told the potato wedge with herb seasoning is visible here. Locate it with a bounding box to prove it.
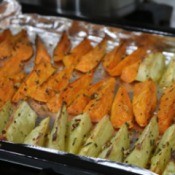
[4,101,37,143]
[35,36,51,65]
[136,52,165,82]
[133,80,157,127]
[124,117,158,168]
[0,101,14,134]
[150,124,175,174]
[47,105,68,151]
[98,124,129,162]
[111,86,134,129]
[158,84,175,134]
[159,58,175,88]
[67,113,92,154]
[75,38,107,73]
[163,160,175,175]
[53,31,71,62]
[24,117,50,146]
[79,116,114,157]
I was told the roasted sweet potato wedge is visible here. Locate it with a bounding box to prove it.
[103,41,127,75]
[121,60,141,83]
[109,47,147,76]
[133,80,157,127]
[54,31,71,62]
[67,78,109,116]
[29,66,73,102]
[11,30,33,61]
[63,38,92,67]
[0,29,13,59]
[47,93,62,113]
[12,62,55,102]
[84,78,116,122]
[111,86,133,128]
[61,72,93,106]
[0,71,26,108]
[35,36,51,65]
[47,73,93,112]
[67,92,89,116]
[158,83,175,134]
[75,38,107,73]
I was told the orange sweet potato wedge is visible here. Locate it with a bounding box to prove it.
[109,47,147,76]
[47,72,93,113]
[67,92,90,116]
[158,83,175,134]
[0,29,12,42]
[0,29,13,59]
[111,86,133,128]
[61,72,93,106]
[103,41,127,74]
[29,66,73,102]
[133,79,157,127]
[0,30,33,77]
[12,62,55,103]
[0,29,33,64]
[0,72,26,108]
[0,56,23,78]
[47,93,62,113]
[75,38,107,73]
[84,77,116,122]
[63,38,92,67]
[35,36,51,65]
[0,78,15,108]
[67,79,107,116]
[54,31,71,62]
[11,30,34,61]
[121,60,141,83]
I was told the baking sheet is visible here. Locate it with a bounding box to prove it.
[1,0,175,174]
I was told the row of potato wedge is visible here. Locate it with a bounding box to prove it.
[0,101,175,174]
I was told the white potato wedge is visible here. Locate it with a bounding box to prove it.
[163,160,175,175]
[136,53,165,82]
[79,116,114,157]
[5,101,37,143]
[67,113,92,154]
[150,124,175,174]
[0,101,13,134]
[98,124,129,162]
[47,105,68,151]
[24,117,50,146]
[159,58,175,88]
[124,117,159,168]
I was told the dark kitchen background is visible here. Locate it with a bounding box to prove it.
[16,0,175,34]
